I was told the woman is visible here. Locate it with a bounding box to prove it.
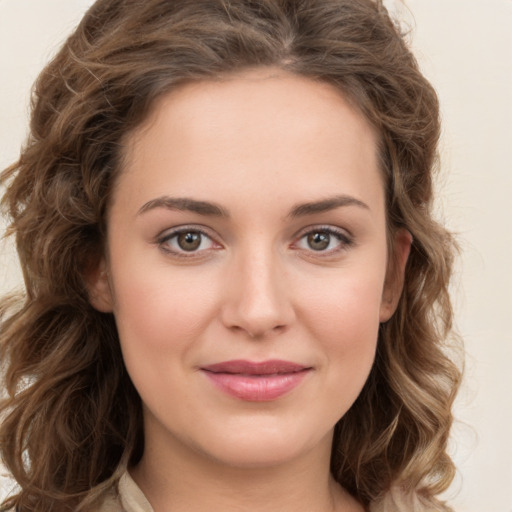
[0,0,461,511]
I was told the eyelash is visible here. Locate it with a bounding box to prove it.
[293,225,354,256]
[156,225,354,259]
[156,226,221,258]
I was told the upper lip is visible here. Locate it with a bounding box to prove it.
[201,359,310,375]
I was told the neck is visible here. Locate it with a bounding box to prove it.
[130,426,362,512]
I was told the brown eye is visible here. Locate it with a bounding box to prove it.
[177,231,202,251]
[294,226,353,255]
[159,228,217,255]
[307,231,331,251]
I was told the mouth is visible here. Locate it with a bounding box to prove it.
[200,359,312,401]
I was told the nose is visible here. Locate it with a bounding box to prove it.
[220,248,296,339]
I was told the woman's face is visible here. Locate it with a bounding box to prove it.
[90,68,409,470]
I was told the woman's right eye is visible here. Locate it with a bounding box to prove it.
[158,228,220,256]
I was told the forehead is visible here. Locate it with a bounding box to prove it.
[125,68,378,159]
[115,68,383,217]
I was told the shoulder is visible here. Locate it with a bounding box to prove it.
[96,492,123,512]
[370,487,447,512]
[97,472,154,512]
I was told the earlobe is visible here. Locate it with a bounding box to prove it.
[379,229,412,323]
[86,258,114,313]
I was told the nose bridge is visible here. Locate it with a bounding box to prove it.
[222,240,294,337]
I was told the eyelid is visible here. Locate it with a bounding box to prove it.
[291,224,354,254]
[156,224,223,257]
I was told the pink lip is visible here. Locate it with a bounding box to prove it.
[201,359,311,401]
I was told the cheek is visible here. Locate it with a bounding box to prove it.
[110,263,218,360]
[300,272,384,386]
[109,266,222,420]
[303,270,384,337]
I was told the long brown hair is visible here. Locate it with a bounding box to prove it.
[1,1,461,510]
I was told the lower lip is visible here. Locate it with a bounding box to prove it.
[202,370,310,401]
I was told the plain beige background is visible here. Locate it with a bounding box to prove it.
[1,1,511,510]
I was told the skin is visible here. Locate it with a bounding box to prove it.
[89,68,410,512]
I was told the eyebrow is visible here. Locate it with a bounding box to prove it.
[288,195,370,218]
[137,194,369,218]
[138,196,229,217]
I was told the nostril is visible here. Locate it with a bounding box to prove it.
[245,323,287,339]
[219,267,296,338]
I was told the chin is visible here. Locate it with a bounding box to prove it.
[197,422,332,470]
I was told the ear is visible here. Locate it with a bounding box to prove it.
[379,228,412,323]
[86,257,114,313]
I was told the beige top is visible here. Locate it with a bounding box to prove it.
[98,472,429,512]
[99,473,153,512]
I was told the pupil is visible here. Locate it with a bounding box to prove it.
[178,232,201,251]
[308,232,330,251]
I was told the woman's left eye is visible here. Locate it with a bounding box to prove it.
[158,228,218,256]
[294,227,353,254]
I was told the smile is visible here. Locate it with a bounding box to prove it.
[200,360,312,401]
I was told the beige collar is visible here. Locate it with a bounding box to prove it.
[100,472,153,512]
[118,472,154,512]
